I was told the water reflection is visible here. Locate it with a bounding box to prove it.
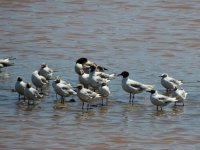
[0,72,10,79]
[151,106,184,117]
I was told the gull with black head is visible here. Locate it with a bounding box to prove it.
[118,71,154,104]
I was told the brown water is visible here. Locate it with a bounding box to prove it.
[1,0,200,149]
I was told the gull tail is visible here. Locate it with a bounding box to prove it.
[169,97,178,102]
[94,94,102,100]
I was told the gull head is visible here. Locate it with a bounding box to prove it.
[117,71,129,78]
[76,58,88,64]
[101,82,107,86]
[90,65,96,72]
[159,73,168,78]
[146,89,156,94]
[74,84,84,90]
[55,77,61,84]
[26,83,32,88]
[41,63,47,68]
[17,76,23,81]
[173,87,178,91]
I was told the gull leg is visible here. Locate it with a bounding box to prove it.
[131,94,134,105]
[106,98,108,106]
[87,103,90,110]
[82,102,84,110]
[129,93,131,103]
[102,98,104,106]
[61,97,65,104]
[18,94,20,101]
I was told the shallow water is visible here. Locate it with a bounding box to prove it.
[1,0,200,149]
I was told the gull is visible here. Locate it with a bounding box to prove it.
[78,70,90,88]
[99,82,110,105]
[38,63,53,80]
[15,76,27,101]
[0,57,15,71]
[52,76,72,99]
[172,87,188,106]
[88,66,110,91]
[75,84,102,110]
[94,67,116,80]
[75,57,92,75]
[52,76,72,90]
[24,83,43,105]
[118,71,154,103]
[53,77,76,104]
[75,57,108,75]
[147,89,178,110]
[159,73,182,91]
[31,70,48,93]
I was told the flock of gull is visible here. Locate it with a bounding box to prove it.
[0,57,188,110]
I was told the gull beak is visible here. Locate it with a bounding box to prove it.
[117,73,122,76]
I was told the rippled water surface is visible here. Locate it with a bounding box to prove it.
[1,0,200,149]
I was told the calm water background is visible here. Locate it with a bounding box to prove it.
[1,0,200,149]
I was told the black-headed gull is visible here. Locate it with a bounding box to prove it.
[88,66,110,91]
[75,84,102,110]
[15,76,27,101]
[159,73,182,91]
[38,63,53,80]
[31,70,48,92]
[78,70,90,88]
[53,77,76,104]
[99,82,110,105]
[172,87,188,106]
[118,71,154,103]
[24,83,43,105]
[147,89,177,110]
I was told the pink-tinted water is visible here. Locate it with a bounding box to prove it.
[1,0,200,149]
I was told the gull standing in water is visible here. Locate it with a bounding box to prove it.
[147,89,177,110]
[78,70,90,88]
[159,73,182,91]
[118,71,154,104]
[24,83,43,105]
[38,63,53,80]
[15,76,27,101]
[31,70,48,93]
[172,87,188,106]
[88,66,110,91]
[99,82,110,105]
[53,77,76,104]
[52,76,72,99]
[75,84,102,110]
[0,57,15,71]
